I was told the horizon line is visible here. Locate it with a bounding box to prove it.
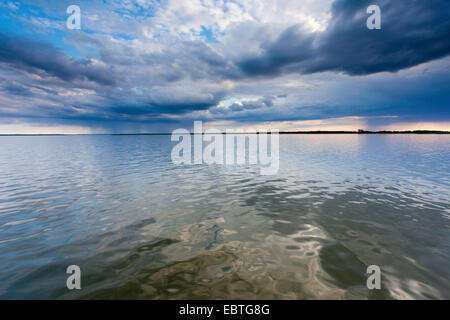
[0,130,449,136]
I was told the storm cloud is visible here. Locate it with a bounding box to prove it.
[238,0,450,76]
[0,34,117,86]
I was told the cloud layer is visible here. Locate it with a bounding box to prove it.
[0,0,449,132]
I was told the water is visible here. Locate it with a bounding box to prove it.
[0,134,448,299]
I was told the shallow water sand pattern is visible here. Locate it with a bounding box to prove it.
[0,135,448,299]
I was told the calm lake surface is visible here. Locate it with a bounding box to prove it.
[0,135,448,299]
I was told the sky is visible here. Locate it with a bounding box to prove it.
[0,0,449,133]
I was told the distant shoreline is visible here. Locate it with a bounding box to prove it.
[0,130,449,136]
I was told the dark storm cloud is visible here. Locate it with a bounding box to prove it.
[110,99,222,116]
[0,34,117,86]
[238,0,450,76]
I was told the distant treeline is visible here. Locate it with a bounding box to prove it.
[278,130,450,134]
[1,130,448,136]
[124,130,449,135]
